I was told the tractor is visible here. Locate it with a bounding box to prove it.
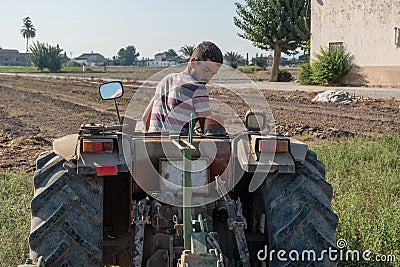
[20,81,337,267]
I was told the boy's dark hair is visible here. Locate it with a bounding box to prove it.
[191,41,223,64]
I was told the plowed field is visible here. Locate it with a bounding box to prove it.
[0,74,399,174]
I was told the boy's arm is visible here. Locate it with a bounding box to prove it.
[142,97,154,132]
[197,110,212,132]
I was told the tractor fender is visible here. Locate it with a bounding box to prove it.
[289,139,308,162]
[53,134,79,161]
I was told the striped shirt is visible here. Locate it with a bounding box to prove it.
[148,72,210,134]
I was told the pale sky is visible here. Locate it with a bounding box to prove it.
[1,0,270,60]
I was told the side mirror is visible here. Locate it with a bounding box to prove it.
[99,81,124,100]
[245,111,266,131]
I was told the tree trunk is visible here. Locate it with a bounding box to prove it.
[26,38,29,66]
[270,43,281,82]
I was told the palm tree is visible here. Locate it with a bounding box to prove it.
[20,17,36,60]
[179,45,195,60]
[224,51,244,68]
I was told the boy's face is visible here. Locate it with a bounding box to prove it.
[189,59,220,85]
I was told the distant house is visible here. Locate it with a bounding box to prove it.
[74,52,106,66]
[0,48,28,66]
[133,52,186,67]
[154,52,167,62]
[311,0,400,86]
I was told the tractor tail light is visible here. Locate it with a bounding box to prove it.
[82,139,113,153]
[259,139,289,153]
[96,165,118,176]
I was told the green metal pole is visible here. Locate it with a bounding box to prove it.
[183,113,195,250]
[183,148,192,250]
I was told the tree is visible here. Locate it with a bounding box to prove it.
[166,49,178,57]
[114,45,139,66]
[29,42,63,72]
[179,45,195,60]
[224,51,244,68]
[234,0,310,81]
[20,17,36,62]
[251,53,269,68]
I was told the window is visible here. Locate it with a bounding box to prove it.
[329,42,343,51]
[395,27,400,47]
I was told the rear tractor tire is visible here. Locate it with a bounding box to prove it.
[29,151,103,266]
[256,150,338,267]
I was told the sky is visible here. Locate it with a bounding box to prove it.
[1,0,270,60]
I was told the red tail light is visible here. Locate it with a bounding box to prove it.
[96,165,118,176]
[82,139,113,153]
[259,139,289,153]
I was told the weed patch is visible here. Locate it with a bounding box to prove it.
[0,172,32,266]
[312,135,400,266]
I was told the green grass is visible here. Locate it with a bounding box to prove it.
[0,66,41,73]
[9,110,29,118]
[60,66,84,73]
[0,172,33,266]
[312,135,400,266]
[0,136,398,266]
[0,66,84,73]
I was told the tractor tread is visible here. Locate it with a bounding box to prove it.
[29,151,103,267]
[262,150,338,267]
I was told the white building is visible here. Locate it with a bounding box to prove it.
[133,52,185,67]
[75,52,106,66]
[311,0,400,86]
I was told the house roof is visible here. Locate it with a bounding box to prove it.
[0,49,20,54]
[75,52,105,60]
[154,52,166,57]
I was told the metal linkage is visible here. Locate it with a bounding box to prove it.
[215,176,250,267]
[132,198,151,267]
[207,232,224,267]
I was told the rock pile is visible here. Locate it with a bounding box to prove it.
[312,90,369,103]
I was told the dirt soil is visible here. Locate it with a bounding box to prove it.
[0,74,399,175]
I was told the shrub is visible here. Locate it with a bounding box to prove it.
[298,62,313,85]
[277,70,292,82]
[29,41,63,72]
[310,46,352,86]
[237,65,263,73]
[66,60,81,67]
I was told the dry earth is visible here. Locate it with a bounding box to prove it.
[0,74,399,175]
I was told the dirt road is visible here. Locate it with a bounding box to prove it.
[0,74,399,174]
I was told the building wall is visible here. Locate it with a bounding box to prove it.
[0,49,28,66]
[311,0,400,86]
[146,60,176,67]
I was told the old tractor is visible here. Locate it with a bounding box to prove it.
[21,81,338,267]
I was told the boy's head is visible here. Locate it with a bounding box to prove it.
[188,41,223,84]
[191,41,223,64]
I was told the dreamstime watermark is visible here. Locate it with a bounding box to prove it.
[257,238,398,263]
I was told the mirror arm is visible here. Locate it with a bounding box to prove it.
[114,99,122,125]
